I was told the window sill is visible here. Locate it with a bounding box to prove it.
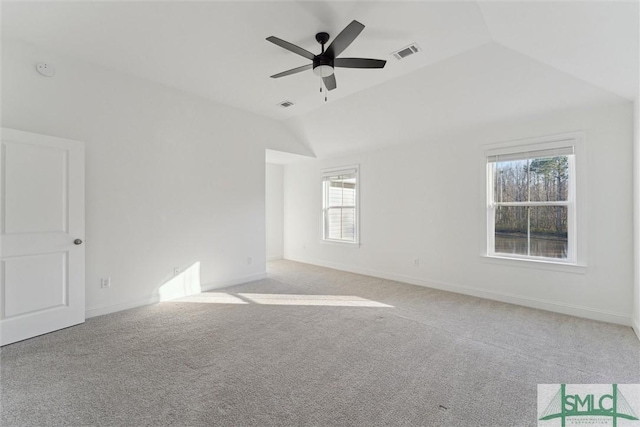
[321,239,360,248]
[480,254,587,274]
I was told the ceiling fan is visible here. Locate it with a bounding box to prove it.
[266,20,386,92]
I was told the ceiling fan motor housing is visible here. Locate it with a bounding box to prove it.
[313,56,334,69]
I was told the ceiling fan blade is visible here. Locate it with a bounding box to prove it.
[270,64,313,78]
[325,20,365,59]
[266,36,315,60]
[334,58,386,69]
[323,74,337,91]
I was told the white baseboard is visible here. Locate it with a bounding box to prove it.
[633,318,640,342]
[85,295,157,319]
[85,272,267,319]
[267,256,284,262]
[285,255,632,327]
[200,272,268,292]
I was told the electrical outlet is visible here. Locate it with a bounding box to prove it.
[247,257,253,265]
[413,258,420,267]
[173,267,181,276]
[100,277,111,288]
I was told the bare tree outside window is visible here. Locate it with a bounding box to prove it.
[490,152,573,260]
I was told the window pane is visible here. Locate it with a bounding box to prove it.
[529,156,569,202]
[327,208,342,240]
[328,183,355,207]
[487,142,575,263]
[494,160,529,202]
[530,206,567,258]
[323,172,357,242]
[326,207,355,241]
[494,206,528,256]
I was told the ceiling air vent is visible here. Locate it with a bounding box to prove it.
[392,43,421,60]
[278,100,294,108]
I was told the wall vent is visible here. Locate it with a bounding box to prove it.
[392,43,421,60]
[278,100,294,108]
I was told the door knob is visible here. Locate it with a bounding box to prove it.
[74,239,83,245]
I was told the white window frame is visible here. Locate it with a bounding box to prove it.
[482,132,587,271]
[321,165,360,246]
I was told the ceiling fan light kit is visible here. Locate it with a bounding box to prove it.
[267,20,386,94]
[313,64,334,77]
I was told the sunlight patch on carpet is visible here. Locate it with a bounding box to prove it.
[173,293,248,304]
[238,293,393,307]
[169,292,393,307]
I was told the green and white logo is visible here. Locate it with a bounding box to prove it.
[538,384,640,427]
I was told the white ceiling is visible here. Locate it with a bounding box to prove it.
[479,1,639,101]
[2,1,638,159]
[288,41,630,158]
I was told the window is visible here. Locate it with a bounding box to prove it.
[486,138,579,264]
[322,166,358,244]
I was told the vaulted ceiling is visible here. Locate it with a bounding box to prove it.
[2,1,638,159]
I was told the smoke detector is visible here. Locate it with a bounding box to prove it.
[36,63,55,77]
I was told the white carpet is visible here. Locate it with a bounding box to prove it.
[1,260,638,426]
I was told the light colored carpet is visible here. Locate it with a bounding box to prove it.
[1,260,638,426]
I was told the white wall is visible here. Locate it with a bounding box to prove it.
[284,102,634,325]
[634,98,640,338]
[1,39,310,316]
[265,163,284,261]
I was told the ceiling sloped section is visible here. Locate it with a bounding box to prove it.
[286,42,630,160]
[478,0,639,100]
[282,0,639,159]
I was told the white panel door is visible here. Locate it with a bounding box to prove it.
[0,128,85,346]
